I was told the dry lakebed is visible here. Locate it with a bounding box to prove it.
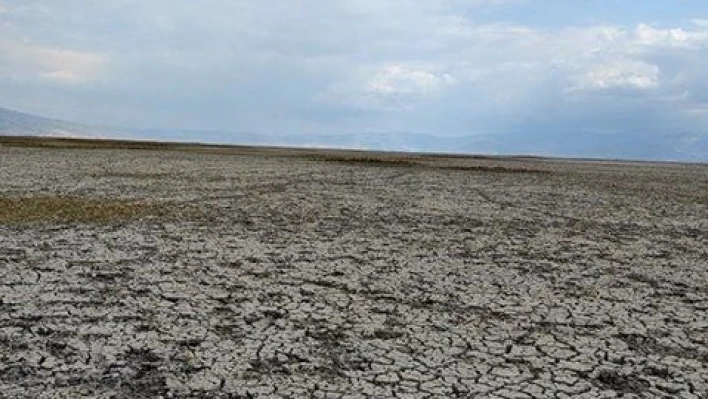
[0,137,707,398]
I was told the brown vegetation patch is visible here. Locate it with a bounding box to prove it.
[436,165,552,174]
[303,154,552,174]
[0,136,279,157]
[303,154,420,167]
[90,171,177,180]
[0,136,186,151]
[0,196,156,224]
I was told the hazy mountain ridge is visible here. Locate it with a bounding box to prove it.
[0,107,113,138]
[1,107,705,162]
[135,128,707,162]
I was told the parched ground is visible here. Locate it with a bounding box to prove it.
[0,139,707,398]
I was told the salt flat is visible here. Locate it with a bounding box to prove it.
[0,138,707,398]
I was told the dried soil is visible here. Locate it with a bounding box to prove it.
[1,141,707,398]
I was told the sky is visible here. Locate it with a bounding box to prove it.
[0,1,707,143]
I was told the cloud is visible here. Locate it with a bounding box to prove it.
[0,39,106,84]
[368,65,456,96]
[443,22,708,128]
[0,1,707,140]
[634,23,708,48]
[322,64,456,111]
[571,60,660,91]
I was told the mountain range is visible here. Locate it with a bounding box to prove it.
[1,106,706,162]
[0,107,114,138]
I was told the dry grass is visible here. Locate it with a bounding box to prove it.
[302,153,552,174]
[0,196,155,224]
[90,171,176,180]
[0,136,185,151]
[436,165,552,174]
[1,136,556,175]
[302,154,419,167]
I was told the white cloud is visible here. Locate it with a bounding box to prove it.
[634,23,708,48]
[336,0,525,16]
[1,1,707,137]
[572,60,660,91]
[0,40,106,84]
[686,104,708,116]
[319,64,456,111]
[367,65,455,95]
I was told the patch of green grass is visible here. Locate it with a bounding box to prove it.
[0,196,156,224]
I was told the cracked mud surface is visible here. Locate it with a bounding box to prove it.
[1,144,707,398]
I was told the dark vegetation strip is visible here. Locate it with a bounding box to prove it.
[0,135,552,174]
[0,196,156,224]
[300,154,420,167]
[435,165,552,174]
[303,153,552,174]
[0,135,244,151]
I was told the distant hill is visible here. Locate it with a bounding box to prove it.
[467,128,707,163]
[2,106,705,162]
[130,128,708,162]
[0,107,109,138]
